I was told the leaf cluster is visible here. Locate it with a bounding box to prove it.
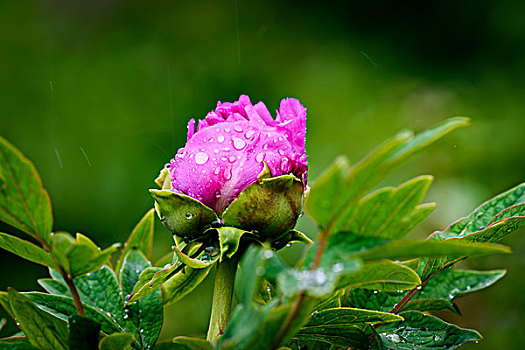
[0,116,523,350]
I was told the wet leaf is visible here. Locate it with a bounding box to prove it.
[98,333,135,350]
[7,288,68,350]
[0,232,58,270]
[116,209,155,279]
[0,137,53,245]
[378,311,481,349]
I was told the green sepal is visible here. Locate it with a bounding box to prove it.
[155,167,173,190]
[150,189,219,242]
[271,230,313,251]
[173,244,219,269]
[222,174,304,241]
[218,226,249,261]
[162,266,212,307]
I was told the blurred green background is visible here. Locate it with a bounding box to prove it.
[1,0,524,348]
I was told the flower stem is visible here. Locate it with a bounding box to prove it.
[206,256,238,344]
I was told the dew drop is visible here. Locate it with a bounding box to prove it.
[213,149,219,154]
[223,169,232,180]
[214,167,220,175]
[332,263,344,273]
[386,334,400,343]
[218,135,225,143]
[215,191,221,199]
[416,285,422,290]
[140,329,144,334]
[222,146,230,152]
[234,125,243,132]
[195,152,209,165]
[186,213,194,219]
[232,136,246,150]
[256,153,264,163]
[123,314,129,319]
[245,130,255,139]
[225,128,230,132]
[201,170,206,174]
[433,335,440,341]
[228,156,236,163]
[263,250,274,259]
[278,149,285,155]
[280,157,289,172]
[221,156,227,161]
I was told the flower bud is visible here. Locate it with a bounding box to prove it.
[153,95,309,251]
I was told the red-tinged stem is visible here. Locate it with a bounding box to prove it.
[271,227,331,349]
[40,237,86,316]
[62,271,86,316]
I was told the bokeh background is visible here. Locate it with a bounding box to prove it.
[1,0,524,348]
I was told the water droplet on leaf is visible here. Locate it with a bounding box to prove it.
[186,213,194,219]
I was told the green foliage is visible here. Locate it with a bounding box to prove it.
[378,312,481,349]
[0,118,523,350]
[7,289,68,350]
[0,232,57,270]
[0,137,53,245]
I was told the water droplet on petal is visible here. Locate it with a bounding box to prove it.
[278,149,285,155]
[256,153,264,163]
[213,149,219,153]
[223,169,232,180]
[195,152,209,165]
[228,156,236,163]
[232,136,246,150]
[209,138,214,142]
[234,125,243,132]
[245,130,255,139]
[222,146,230,151]
[221,156,227,161]
[214,167,220,175]
[215,190,221,199]
[280,157,289,172]
[225,128,230,132]
[218,135,225,143]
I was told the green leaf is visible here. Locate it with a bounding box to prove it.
[305,156,351,230]
[98,333,135,350]
[291,308,402,349]
[378,311,481,349]
[37,278,71,298]
[162,266,212,307]
[0,137,53,244]
[416,268,506,301]
[341,288,404,313]
[0,232,58,269]
[0,342,40,350]
[116,209,155,280]
[120,249,163,349]
[222,175,304,240]
[342,176,434,239]
[336,260,421,291]
[399,299,461,315]
[307,118,468,232]
[150,189,219,242]
[50,232,119,279]
[431,182,525,241]
[128,243,218,304]
[20,292,124,336]
[153,336,214,350]
[68,315,100,350]
[358,239,511,261]
[7,288,68,350]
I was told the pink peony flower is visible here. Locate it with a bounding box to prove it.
[169,95,308,214]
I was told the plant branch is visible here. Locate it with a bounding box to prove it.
[271,226,332,349]
[61,270,86,316]
[207,256,239,344]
